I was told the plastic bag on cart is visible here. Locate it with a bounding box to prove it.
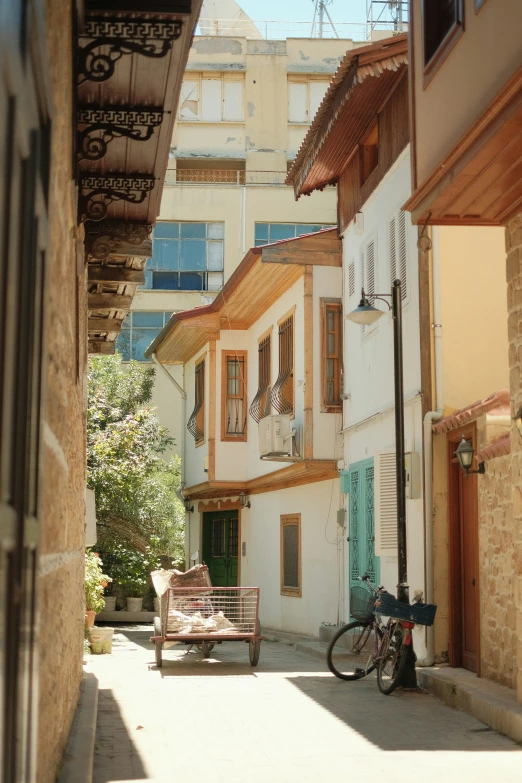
[167,609,236,635]
[151,564,212,598]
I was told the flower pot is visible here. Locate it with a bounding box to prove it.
[103,596,116,612]
[85,610,96,629]
[126,597,143,612]
[154,597,160,615]
[89,626,114,654]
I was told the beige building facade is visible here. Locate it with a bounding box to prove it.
[126,34,366,452]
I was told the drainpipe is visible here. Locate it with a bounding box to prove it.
[417,228,444,667]
[151,353,189,561]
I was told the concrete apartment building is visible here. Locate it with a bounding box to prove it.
[118,23,365,451]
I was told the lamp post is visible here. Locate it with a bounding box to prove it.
[347,278,416,686]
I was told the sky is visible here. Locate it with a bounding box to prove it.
[239,1,369,25]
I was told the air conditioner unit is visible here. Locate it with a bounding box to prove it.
[258,415,294,458]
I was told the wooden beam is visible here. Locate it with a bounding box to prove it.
[88,266,145,285]
[88,317,123,333]
[88,340,116,355]
[88,294,132,311]
[179,313,221,329]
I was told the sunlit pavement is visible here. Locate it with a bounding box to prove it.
[88,626,521,783]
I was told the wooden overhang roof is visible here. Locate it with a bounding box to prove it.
[146,228,341,364]
[80,0,202,354]
[404,65,522,227]
[286,35,408,199]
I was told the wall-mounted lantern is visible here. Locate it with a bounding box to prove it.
[454,436,485,477]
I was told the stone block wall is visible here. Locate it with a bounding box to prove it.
[477,417,516,688]
[506,214,522,700]
[37,1,87,780]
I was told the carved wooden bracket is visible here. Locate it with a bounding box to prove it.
[84,220,152,260]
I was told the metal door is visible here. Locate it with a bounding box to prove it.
[0,1,51,779]
[348,459,380,599]
[202,512,239,587]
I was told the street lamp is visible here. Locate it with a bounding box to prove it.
[454,436,485,477]
[346,280,409,605]
[347,278,415,687]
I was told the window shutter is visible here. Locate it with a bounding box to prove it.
[179,80,199,120]
[388,216,396,288]
[201,78,222,121]
[348,260,355,298]
[223,81,243,121]
[374,451,398,555]
[309,81,329,120]
[397,210,407,300]
[288,82,307,123]
[365,239,375,299]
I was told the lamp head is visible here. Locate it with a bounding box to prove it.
[346,291,384,326]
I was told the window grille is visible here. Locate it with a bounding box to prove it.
[223,352,247,438]
[249,335,271,422]
[211,519,226,557]
[187,360,205,443]
[271,316,294,415]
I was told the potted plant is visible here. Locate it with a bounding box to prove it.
[85,550,112,627]
[101,543,161,613]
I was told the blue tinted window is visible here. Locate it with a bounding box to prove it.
[254,223,269,241]
[153,239,179,270]
[153,272,180,290]
[140,268,153,289]
[154,222,179,239]
[180,240,206,270]
[180,272,203,290]
[116,332,131,361]
[132,312,164,327]
[269,224,296,241]
[180,223,206,239]
[299,224,322,235]
[254,239,267,247]
[132,328,162,361]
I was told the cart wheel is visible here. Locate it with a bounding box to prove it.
[154,616,163,668]
[201,642,214,659]
[249,620,261,667]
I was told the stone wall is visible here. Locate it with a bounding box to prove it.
[38,1,87,780]
[477,418,516,688]
[506,214,522,700]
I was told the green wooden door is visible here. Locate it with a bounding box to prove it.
[202,511,239,587]
[348,458,380,597]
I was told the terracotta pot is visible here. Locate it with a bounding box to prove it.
[85,610,96,629]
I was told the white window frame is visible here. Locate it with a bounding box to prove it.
[287,77,330,125]
[178,72,245,123]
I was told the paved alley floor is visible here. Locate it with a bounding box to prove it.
[88,626,522,783]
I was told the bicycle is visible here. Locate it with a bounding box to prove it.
[326,574,436,695]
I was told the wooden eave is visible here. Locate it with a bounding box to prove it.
[182,460,339,500]
[287,35,408,199]
[79,0,203,353]
[147,228,341,364]
[404,64,522,226]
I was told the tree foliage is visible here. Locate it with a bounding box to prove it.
[87,354,184,562]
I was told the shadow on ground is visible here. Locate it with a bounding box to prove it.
[94,689,148,782]
[287,674,522,752]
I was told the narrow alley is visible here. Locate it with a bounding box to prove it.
[89,630,521,783]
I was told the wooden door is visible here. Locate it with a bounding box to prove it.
[0,1,51,779]
[202,512,239,587]
[448,430,480,673]
[348,459,380,600]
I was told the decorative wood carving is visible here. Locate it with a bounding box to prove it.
[79,16,182,84]
[78,106,164,161]
[79,174,155,222]
[84,220,152,260]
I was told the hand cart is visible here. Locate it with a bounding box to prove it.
[150,586,262,668]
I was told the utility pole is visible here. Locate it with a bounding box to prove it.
[311,0,339,39]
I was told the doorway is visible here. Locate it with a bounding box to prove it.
[348,458,380,598]
[202,511,239,586]
[448,428,480,673]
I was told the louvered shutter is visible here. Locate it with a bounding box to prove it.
[348,260,355,298]
[374,451,398,554]
[397,210,407,300]
[389,216,397,287]
[365,239,375,298]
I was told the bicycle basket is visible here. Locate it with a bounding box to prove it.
[375,592,437,627]
[349,585,376,623]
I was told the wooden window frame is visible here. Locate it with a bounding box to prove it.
[422,0,464,88]
[187,357,206,446]
[321,299,342,413]
[280,514,302,597]
[272,308,295,418]
[359,120,379,186]
[221,350,248,442]
[249,328,272,422]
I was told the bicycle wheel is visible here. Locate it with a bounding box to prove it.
[326,621,377,680]
[376,620,409,695]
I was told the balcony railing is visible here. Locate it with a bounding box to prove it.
[165,170,292,186]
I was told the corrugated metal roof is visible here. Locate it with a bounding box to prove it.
[287,34,408,199]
